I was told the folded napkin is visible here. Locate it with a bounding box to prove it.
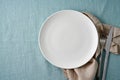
[63,12,120,80]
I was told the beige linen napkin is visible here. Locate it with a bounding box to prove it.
[63,12,120,80]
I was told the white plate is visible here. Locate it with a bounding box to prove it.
[38,10,98,69]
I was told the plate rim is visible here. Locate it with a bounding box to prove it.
[38,10,99,69]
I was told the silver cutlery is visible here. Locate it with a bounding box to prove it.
[102,27,114,80]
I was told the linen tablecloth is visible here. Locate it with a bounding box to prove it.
[0,0,120,80]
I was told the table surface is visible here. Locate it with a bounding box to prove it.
[0,0,120,80]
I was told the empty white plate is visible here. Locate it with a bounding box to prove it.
[38,10,98,69]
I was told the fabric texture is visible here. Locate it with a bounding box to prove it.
[1,0,120,80]
[63,12,120,80]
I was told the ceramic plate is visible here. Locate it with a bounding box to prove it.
[38,10,98,69]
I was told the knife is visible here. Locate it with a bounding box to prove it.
[102,27,114,80]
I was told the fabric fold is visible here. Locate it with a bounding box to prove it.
[63,58,98,80]
[63,12,120,80]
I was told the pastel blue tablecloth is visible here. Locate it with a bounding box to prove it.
[0,0,120,80]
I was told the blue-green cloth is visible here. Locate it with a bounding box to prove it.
[0,0,120,80]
